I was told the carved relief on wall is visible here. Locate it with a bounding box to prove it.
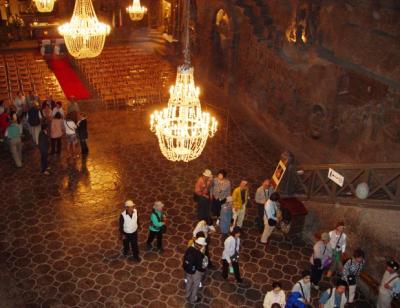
[285,0,321,46]
[211,8,233,87]
[307,104,326,139]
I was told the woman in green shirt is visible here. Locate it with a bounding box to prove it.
[146,201,166,252]
[6,112,22,167]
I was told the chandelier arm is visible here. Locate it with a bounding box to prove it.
[183,0,191,66]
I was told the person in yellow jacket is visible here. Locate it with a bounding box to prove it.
[232,180,249,228]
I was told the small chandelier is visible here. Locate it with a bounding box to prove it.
[150,0,217,162]
[34,0,56,13]
[126,0,147,21]
[58,0,110,59]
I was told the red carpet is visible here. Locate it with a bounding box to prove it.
[47,57,91,100]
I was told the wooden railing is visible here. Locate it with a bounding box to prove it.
[292,163,400,209]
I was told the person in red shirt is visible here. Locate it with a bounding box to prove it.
[0,101,11,140]
[194,169,213,220]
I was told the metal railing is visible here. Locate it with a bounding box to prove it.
[293,163,400,209]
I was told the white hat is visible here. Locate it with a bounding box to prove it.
[203,169,212,177]
[154,201,164,208]
[125,200,135,207]
[195,237,207,246]
[226,196,233,202]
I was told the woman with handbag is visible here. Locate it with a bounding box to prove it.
[310,232,332,289]
[341,248,365,303]
[260,192,280,245]
[221,226,243,283]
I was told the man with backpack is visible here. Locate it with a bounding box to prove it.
[319,279,348,308]
[183,236,207,304]
[377,259,399,308]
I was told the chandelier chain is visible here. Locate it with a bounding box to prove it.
[183,0,190,66]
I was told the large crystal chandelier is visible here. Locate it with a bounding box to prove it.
[34,0,56,12]
[150,0,217,162]
[58,0,110,59]
[126,0,147,21]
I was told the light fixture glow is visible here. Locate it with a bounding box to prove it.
[150,0,218,162]
[58,0,110,59]
[33,0,56,13]
[126,0,147,21]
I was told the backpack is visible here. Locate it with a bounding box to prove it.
[285,292,306,308]
[182,247,196,274]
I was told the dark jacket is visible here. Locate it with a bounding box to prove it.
[38,131,48,154]
[77,119,88,139]
[27,107,41,126]
[183,246,206,274]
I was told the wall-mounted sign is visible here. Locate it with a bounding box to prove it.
[328,168,344,187]
[272,160,287,189]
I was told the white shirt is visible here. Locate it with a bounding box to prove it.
[192,221,215,238]
[255,185,275,204]
[52,106,65,118]
[121,209,138,234]
[64,120,77,135]
[291,280,311,302]
[263,290,286,308]
[222,235,240,263]
[13,96,25,111]
[310,240,332,265]
[379,270,399,296]
[264,200,278,220]
[329,230,347,253]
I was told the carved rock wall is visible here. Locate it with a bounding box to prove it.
[195,0,400,163]
[304,201,400,283]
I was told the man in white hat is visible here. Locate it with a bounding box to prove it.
[119,200,140,262]
[183,236,208,304]
[194,169,213,220]
[146,201,166,253]
[377,259,400,308]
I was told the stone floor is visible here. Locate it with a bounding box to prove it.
[0,105,373,307]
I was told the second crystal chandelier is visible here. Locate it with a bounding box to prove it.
[58,0,110,59]
[150,0,218,162]
[126,0,148,21]
[34,0,57,13]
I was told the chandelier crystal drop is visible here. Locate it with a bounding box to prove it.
[58,0,110,59]
[126,0,147,21]
[34,0,56,13]
[150,0,218,162]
